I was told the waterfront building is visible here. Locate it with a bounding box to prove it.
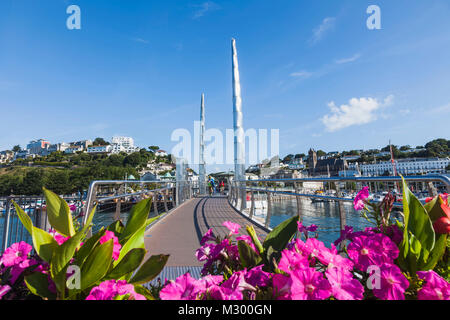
[0,151,14,164]
[13,149,34,160]
[308,148,348,177]
[87,145,112,154]
[26,139,50,155]
[155,150,168,157]
[111,136,139,154]
[360,158,450,176]
[47,142,70,154]
[64,145,84,154]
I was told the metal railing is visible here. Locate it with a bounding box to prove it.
[0,179,199,253]
[228,175,450,231]
[82,180,199,233]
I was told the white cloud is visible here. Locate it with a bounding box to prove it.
[192,1,221,19]
[132,37,149,44]
[321,95,394,132]
[430,103,450,113]
[335,53,361,64]
[310,17,336,45]
[290,70,312,78]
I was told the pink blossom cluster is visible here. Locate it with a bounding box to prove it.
[170,220,450,301]
[195,222,247,276]
[0,241,56,298]
[86,280,146,300]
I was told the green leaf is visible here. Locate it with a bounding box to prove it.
[425,197,448,222]
[246,225,264,255]
[120,198,152,241]
[24,272,57,300]
[43,187,76,237]
[12,201,58,263]
[107,220,125,235]
[133,285,154,300]
[114,224,146,267]
[263,215,299,252]
[106,248,146,280]
[129,254,169,285]
[75,229,105,268]
[422,234,447,271]
[401,178,435,254]
[237,240,261,269]
[80,239,114,291]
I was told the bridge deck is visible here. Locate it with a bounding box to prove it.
[143,196,268,277]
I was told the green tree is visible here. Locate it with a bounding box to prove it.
[93,137,109,146]
[12,145,21,152]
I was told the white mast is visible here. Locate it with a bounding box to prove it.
[199,93,206,194]
[231,38,246,208]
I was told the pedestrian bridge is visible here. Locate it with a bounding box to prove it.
[142,195,269,283]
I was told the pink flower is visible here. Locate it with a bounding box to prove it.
[371,264,409,300]
[417,271,450,300]
[334,226,354,246]
[9,258,39,284]
[347,233,398,272]
[0,285,11,300]
[278,249,309,274]
[86,280,146,300]
[297,221,318,233]
[245,265,272,288]
[200,275,223,289]
[69,204,77,212]
[99,231,122,261]
[222,221,240,235]
[221,270,256,294]
[200,229,215,245]
[208,285,242,300]
[1,242,32,267]
[325,267,364,300]
[273,267,331,300]
[195,243,216,262]
[354,186,369,211]
[159,273,205,300]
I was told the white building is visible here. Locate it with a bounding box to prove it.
[111,136,139,154]
[65,145,84,154]
[0,151,14,164]
[87,145,112,154]
[155,149,168,157]
[360,158,450,176]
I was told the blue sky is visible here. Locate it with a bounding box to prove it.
[1,0,449,171]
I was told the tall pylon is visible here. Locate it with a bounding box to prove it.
[199,93,206,194]
[231,38,246,209]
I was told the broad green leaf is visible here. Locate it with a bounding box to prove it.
[120,198,152,241]
[80,239,114,290]
[425,197,448,222]
[401,178,435,254]
[43,187,75,237]
[24,272,57,300]
[263,215,299,252]
[13,201,58,263]
[237,240,261,269]
[114,224,146,267]
[106,248,146,280]
[246,225,264,255]
[75,229,105,268]
[129,254,169,285]
[107,220,125,235]
[422,234,447,271]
